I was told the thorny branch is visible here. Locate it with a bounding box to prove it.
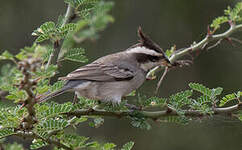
[17,58,40,131]
[46,4,76,69]
[64,103,242,120]
[147,23,242,83]
[16,58,73,150]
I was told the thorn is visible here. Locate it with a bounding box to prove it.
[19,102,26,110]
[225,37,236,47]
[207,25,212,37]
[228,20,235,27]
[188,50,195,61]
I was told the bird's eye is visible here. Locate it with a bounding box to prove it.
[148,55,160,62]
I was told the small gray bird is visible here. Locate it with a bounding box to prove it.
[39,27,171,104]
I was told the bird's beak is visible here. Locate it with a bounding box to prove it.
[160,59,172,67]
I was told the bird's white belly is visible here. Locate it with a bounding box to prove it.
[74,72,145,104]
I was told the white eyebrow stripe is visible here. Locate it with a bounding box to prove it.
[126,46,162,56]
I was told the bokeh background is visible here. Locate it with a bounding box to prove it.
[0,0,242,150]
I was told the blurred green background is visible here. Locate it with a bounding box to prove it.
[0,0,242,150]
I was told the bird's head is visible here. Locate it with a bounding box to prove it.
[126,27,171,72]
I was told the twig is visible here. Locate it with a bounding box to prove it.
[46,4,75,69]
[155,67,169,94]
[230,37,242,44]
[64,103,242,120]
[147,24,242,78]
[206,39,223,50]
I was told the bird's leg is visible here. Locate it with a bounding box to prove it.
[72,94,78,104]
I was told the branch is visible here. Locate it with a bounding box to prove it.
[17,59,41,130]
[64,103,242,120]
[147,24,242,78]
[46,4,75,68]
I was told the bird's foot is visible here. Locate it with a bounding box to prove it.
[72,94,78,104]
[125,103,142,111]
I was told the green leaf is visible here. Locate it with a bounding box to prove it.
[60,23,76,32]
[189,83,212,97]
[130,114,151,130]
[36,79,50,94]
[65,0,99,9]
[238,91,242,97]
[63,48,88,62]
[0,128,15,139]
[6,90,27,103]
[103,143,116,150]
[0,51,14,61]
[85,141,100,148]
[15,51,27,61]
[196,95,211,104]
[165,45,176,58]
[60,134,89,148]
[40,47,53,63]
[35,65,57,78]
[121,141,134,150]
[225,2,242,21]
[38,102,74,119]
[30,139,48,149]
[56,15,64,28]
[51,80,65,92]
[219,93,237,107]
[169,90,193,107]
[143,96,166,106]
[0,106,24,128]
[210,16,228,30]
[35,34,50,43]
[20,44,37,53]
[212,87,223,96]
[74,1,114,40]
[39,21,56,33]
[37,119,69,131]
[33,22,58,42]
[4,142,24,150]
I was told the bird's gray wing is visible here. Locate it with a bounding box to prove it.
[59,62,136,81]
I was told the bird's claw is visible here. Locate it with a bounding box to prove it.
[125,103,142,111]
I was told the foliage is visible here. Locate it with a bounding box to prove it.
[0,1,241,149]
[0,141,24,150]
[61,48,88,62]
[210,2,242,31]
[32,21,76,43]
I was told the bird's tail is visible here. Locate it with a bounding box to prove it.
[38,86,71,103]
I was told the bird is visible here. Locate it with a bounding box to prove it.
[39,27,171,106]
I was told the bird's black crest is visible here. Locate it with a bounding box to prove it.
[137,27,164,54]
